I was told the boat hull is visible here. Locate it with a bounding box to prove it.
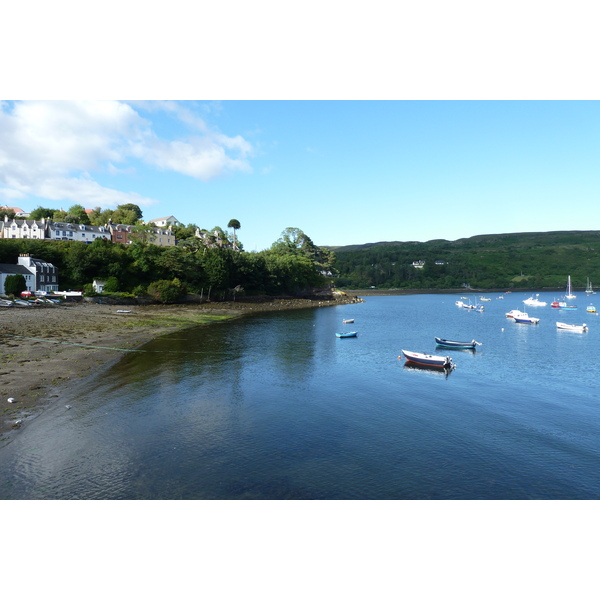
[336,332,358,338]
[556,322,588,332]
[434,337,480,350]
[400,350,454,368]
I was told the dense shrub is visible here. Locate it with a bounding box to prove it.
[4,274,27,296]
[147,279,186,304]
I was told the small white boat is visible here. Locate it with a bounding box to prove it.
[342,318,354,324]
[480,296,491,301]
[556,322,588,332]
[400,350,454,369]
[116,310,132,313]
[523,295,547,307]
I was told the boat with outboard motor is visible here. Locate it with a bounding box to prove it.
[435,337,481,350]
[400,349,455,368]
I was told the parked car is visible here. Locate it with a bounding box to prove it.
[20,291,32,297]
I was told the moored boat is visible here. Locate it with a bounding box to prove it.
[586,304,596,313]
[513,312,540,324]
[400,349,454,368]
[556,322,588,332]
[506,309,527,319]
[586,278,595,295]
[435,337,481,350]
[336,331,358,338]
[342,318,354,324]
[551,299,566,308]
[523,295,547,307]
[565,275,576,299]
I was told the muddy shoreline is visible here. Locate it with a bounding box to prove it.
[0,295,362,442]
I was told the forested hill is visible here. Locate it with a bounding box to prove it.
[327,230,600,290]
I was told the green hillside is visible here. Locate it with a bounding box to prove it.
[328,230,600,290]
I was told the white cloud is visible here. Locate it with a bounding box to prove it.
[0,100,255,209]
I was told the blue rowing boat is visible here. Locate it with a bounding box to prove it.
[336,331,358,338]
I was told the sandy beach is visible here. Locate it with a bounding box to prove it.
[0,295,361,441]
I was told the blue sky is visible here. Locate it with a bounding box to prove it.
[1,100,598,251]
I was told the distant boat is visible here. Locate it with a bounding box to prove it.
[556,322,588,332]
[586,304,596,313]
[480,296,491,301]
[342,318,354,324]
[513,312,540,324]
[523,295,547,307]
[506,309,528,319]
[586,278,595,295]
[551,299,566,308]
[565,275,576,299]
[336,331,358,338]
[435,337,481,350]
[560,305,578,311]
[400,350,454,369]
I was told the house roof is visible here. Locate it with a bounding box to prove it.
[0,264,32,276]
[0,206,25,213]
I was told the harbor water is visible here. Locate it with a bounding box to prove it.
[1,293,599,499]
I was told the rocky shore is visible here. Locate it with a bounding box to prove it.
[0,294,363,441]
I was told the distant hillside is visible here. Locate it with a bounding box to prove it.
[327,230,600,290]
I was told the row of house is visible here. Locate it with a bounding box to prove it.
[0,216,176,247]
[0,254,59,294]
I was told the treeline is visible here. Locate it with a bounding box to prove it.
[330,231,600,290]
[0,227,337,301]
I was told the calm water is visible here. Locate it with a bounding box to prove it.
[1,293,600,499]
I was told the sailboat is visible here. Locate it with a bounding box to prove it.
[565,275,576,300]
[586,278,595,295]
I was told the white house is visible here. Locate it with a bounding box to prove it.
[148,216,181,228]
[47,221,111,243]
[92,279,106,293]
[1,215,48,239]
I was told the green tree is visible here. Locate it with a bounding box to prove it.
[227,219,241,250]
[172,223,199,241]
[29,206,55,220]
[117,203,143,221]
[111,207,140,225]
[0,208,16,220]
[103,276,120,292]
[66,204,91,225]
[4,273,27,295]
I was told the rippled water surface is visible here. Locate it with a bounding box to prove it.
[2,293,600,499]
